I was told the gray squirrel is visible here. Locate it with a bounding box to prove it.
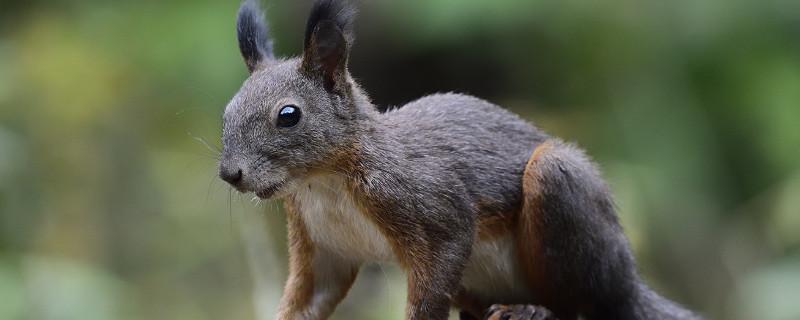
[218,0,701,319]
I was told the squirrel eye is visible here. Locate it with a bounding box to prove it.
[276,105,301,128]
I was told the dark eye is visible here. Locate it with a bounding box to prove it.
[276,105,301,128]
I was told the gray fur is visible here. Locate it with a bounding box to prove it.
[219,1,700,319]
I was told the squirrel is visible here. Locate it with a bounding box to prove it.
[218,0,701,319]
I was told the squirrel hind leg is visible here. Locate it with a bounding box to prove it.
[514,140,636,318]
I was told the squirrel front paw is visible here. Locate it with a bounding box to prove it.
[485,304,558,320]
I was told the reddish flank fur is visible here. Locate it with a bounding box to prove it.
[515,141,567,316]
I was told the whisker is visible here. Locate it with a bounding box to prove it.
[183,150,221,161]
[205,174,219,207]
[188,131,222,155]
[250,195,265,208]
[228,187,234,235]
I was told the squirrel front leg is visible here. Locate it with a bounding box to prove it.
[383,217,472,320]
[357,173,475,320]
[277,201,359,320]
[404,240,472,320]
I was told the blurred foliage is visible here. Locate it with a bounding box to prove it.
[1,0,799,319]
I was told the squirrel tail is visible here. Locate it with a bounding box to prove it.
[515,140,700,320]
[621,283,701,320]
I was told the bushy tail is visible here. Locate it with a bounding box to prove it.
[516,139,700,320]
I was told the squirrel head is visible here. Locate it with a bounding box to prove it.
[219,0,362,198]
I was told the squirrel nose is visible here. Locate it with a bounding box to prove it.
[220,165,243,186]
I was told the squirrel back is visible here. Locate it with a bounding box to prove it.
[376,92,548,217]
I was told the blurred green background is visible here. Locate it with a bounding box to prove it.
[1,0,799,319]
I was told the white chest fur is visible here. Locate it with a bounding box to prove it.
[290,175,530,302]
[291,174,395,263]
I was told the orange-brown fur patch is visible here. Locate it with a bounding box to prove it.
[514,141,552,305]
[476,215,504,240]
[276,199,315,318]
[475,206,516,241]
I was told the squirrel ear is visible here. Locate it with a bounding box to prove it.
[301,0,356,92]
[237,0,274,73]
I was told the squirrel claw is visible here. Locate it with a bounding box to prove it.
[485,304,558,320]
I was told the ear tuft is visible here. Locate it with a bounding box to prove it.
[237,0,273,73]
[303,0,357,51]
[302,0,357,92]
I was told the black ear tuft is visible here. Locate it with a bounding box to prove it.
[302,0,357,92]
[303,0,356,51]
[237,0,273,73]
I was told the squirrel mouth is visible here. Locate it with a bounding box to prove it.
[255,182,284,199]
